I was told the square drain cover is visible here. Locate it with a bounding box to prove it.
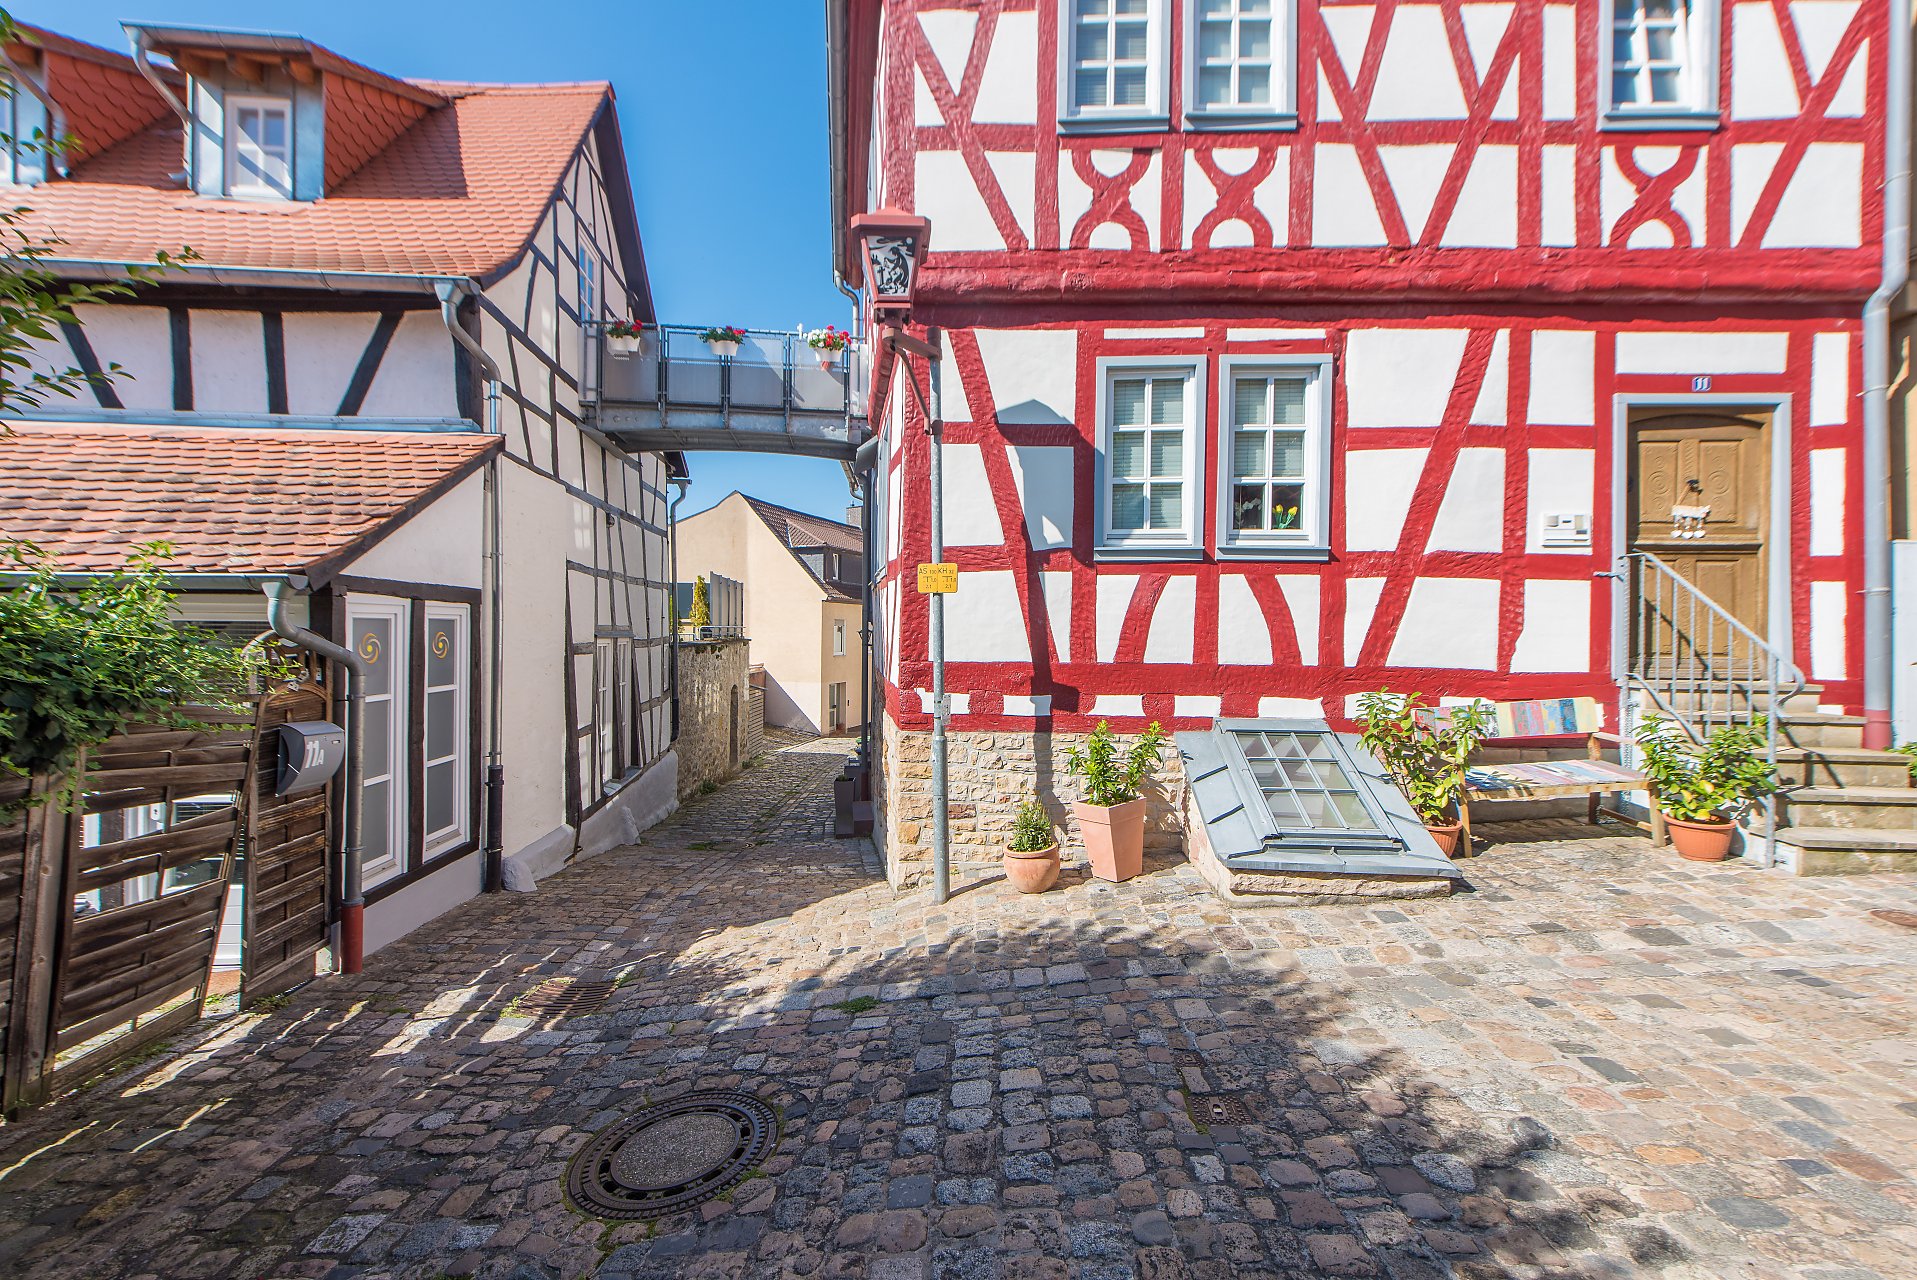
[1186,1093,1253,1126]
[515,977,615,1017]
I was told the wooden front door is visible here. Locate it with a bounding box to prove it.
[1626,408,1771,659]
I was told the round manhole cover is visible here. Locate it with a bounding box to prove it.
[566,1090,778,1220]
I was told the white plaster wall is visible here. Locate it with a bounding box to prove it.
[1345,330,1468,427]
[1278,577,1320,665]
[1810,332,1852,425]
[72,304,171,411]
[360,312,460,419]
[1008,445,1075,549]
[1766,144,1864,249]
[1510,579,1592,672]
[365,851,482,956]
[1218,575,1272,666]
[1809,449,1846,557]
[1040,570,1073,661]
[1387,578,1501,669]
[283,312,382,417]
[1524,449,1596,554]
[1312,145,1389,247]
[1369,5,1467,120]
[943,443,1005,547]
[1472,331,1509,424]
[1143,577,1196,664]
[1427,448,1506,552]
[497,462,576,856]
[1810,580,1848,679]
[945,569,1030,663]
[1096,575,1138,663]
[188,310,268,414]
[1527,331,1595,425]
[1344,449,1426,550]
[976,328,1077,424]
[342,469,487,588]
[1614,331,1790,374]
[919,149,1003,251]
[1344,578,1385,664]
[975,10,1037,123]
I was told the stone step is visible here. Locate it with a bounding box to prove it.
[1778,786,1917,830]
[1679,710,1866,750]
[1773,747,1914,789]
[1775,825,1917,876]
[1653,684,1825,714]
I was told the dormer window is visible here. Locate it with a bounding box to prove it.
[226,95,292,198]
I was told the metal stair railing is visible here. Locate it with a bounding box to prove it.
[1617,550,1807,866]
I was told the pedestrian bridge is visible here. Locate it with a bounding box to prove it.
[584,323,868,461]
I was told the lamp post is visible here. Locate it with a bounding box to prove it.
[850,211,951,904]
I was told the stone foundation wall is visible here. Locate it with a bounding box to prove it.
[878,713,1186,889]
[676,638,755,798]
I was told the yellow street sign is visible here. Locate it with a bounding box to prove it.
[917,562,959,594]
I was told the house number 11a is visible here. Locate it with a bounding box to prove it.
[1692,375,1712,392]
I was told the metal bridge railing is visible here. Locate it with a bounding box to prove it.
[585,321,865,420]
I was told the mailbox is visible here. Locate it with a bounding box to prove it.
[277,721,346,795]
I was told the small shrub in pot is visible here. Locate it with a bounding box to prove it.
[1063,720,1166,882]
[1633,716,1778,861]
[1002,799,1059,894]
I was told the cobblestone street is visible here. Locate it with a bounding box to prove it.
[1,734,1914,1280]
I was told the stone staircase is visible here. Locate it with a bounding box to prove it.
[1668,684,1917,875]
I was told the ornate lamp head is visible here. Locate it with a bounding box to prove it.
[850,210,932,320]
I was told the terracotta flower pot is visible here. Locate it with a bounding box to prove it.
[1424,820,1463,858]
[1074,798,1145,882]
[1663,812,1735,862]
[1003,842,1060,894]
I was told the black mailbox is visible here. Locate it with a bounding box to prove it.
[277,721,346,795]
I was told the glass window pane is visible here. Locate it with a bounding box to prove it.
[1234,378,1268,425]
[1112,378,1147,425]
[262,112,286,148]
[1272,378,1307,424]
[1612,70,1638,104]
[362,779,391,863]
[1613,31,1636,63]
[1645,0,1678,17]
[1236,732,1271,758]
[1076,0,1109,16]
[1268,792,1307,827]
[1149,378,1183,424]
[1199,21,1233,61]
[1115,0,1146,12]
[426,761,456,834]
[1649,68,1679,101]
[427,689,456,759]
[1148,431,1183,478]
[1272,483,1305,530]
[1646,26,1675,60]
[1110,430,1145,477]
[1232,483,1267,531]
[1111,484,1145,530]
[1271,431,1305,476]
[1078,22,1109,61]
[356,618,393,695]
[1148,483,1182,529]
[1076,68,1108,108]
[1198,66,1232,107]
[1332,792,1373,825]
[1296,791,1334,824]
[1233,431,1267,478]
[1239,20,1272,59]
[427,617,458,686]
[363,698,391,781]
[1113,66,1147,107]
[1238,65,1271,104]
[1200,0,1233,15]
[1114,21,1148,60]
[1242,0,1272,13]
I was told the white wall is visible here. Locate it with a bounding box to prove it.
[342,470,486,588]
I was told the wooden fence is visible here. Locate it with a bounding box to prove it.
[0,683,335,1115]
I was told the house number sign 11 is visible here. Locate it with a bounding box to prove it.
[1692,375,1712,392]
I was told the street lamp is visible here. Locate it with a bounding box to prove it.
[849,210,951,904]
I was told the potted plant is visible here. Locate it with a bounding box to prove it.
[1003,799,1060,893]
[806,325,852,370]
[1354,691,1493,856]
[701,325,746,359]
[1064,720,1167,882]
[606,318,646,358]
[1633,716,1778,861]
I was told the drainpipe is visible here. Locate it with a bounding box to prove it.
[668,476,691,739]
[435,279,508,890]
[126,27,192,185]
[1862,0,1911,750]
[0,47,66,178]
[264,580,369,973]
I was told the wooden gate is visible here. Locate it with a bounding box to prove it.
[241,681,333,1008]
[0,706,254,1113]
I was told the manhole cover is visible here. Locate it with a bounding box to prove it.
[513,977,614,1018]
[1870,909,1917,931]
[566,1091,778,1220]
[1186,1093,1253,1126]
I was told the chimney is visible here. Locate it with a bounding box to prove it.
[846,504,864,527]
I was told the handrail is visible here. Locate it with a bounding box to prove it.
[1618,550,1806,868]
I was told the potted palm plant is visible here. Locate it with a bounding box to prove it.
[701,325,745,359]
[1354,691,1492,856]
[1633,716,1778,862]
[606,318,645,358]
[1064,720,1167,882]
[1003,799,1060,894]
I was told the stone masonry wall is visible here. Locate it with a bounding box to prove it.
[879,712,1186,890]
[676,638,754,799]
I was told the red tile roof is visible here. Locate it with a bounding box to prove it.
[0,421,499,584]
[17,76,610,280]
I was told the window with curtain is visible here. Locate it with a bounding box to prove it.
[1101,365,1200,549]
[1606,0,1715,119]
[1190,0,1292,120]
[1219,360,1329,554]
[1064,0,1164,123]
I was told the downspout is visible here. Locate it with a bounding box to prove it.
[435,279,508,890]
[264,580,369,974]
[668,477,690,740]
[1862,0,1911,750]
[0,47,66,178]
[126,27,192,185]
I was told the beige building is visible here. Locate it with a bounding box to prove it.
[676,494,865,736]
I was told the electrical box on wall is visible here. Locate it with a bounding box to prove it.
[1539,512,1592,548]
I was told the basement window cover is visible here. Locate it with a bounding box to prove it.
[1177,718,1456,877]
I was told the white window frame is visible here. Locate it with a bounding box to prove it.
[1215,355,1333,559]
[1094,356,1208,558]
[1058,0,1171,130]
[1599,0,1720,130]
[224,93,295,199]
[595,637,617,791]
[421,604,471,856]
[833,618,847,657]
[1183,0,1299,129]
[346,596,409,889]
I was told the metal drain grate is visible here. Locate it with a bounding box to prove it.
[514,977,615,1018]
[566,1091,779,1220]
[1186,1093,1253,1126]
[1870,909,1917,931]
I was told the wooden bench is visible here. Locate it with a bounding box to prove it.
[1448,697,1656,854]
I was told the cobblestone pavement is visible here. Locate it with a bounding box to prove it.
[2,734,1914,1280]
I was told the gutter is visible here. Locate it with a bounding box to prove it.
[668,477,690,740]
[125,26,194,184]
[434,279,508,892]
[263,579,371,974]
[1862,0,1912,750]
[42,258,453,295]
[826,0,852,290]
[0,46,67,178]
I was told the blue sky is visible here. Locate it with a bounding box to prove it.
[33,0,859,521]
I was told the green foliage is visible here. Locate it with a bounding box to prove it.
[1064,719,1167,808]
[0,542,275,806]
[831,995,879,1014]
[1894,741,1917,781]
[688,575,711,628]
[1633,715,1778,823]
[1007,799,1055,853]
[1354,690,1494,825]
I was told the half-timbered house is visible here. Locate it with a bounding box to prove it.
[829,0,1916,889]
[2,21,679,953]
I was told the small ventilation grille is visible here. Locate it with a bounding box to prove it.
[513,977,615,1017]
[1186,1093,1254,1127]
